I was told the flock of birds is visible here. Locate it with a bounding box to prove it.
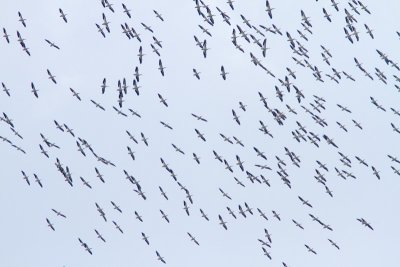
[1,0,400,266]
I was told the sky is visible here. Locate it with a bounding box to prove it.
[1,0,400,266]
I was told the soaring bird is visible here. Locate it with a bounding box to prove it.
[51,209,66,218]
[122,3,131,18]
[218,215,228,230]
[18,12,27,27]
[158,59,165,76]
[59,9,67,23]
[153,10,164,21]
[220,66,228,80]
[46,218,55,231]
[47,69,57,84]
[31,82,39,98]
[156,251,166,264]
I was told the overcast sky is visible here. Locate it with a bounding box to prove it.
[1,0,400,267]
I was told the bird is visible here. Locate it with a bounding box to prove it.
[47,69,57,84]
[78,238,92,255]
[159,186,168,200]
[191,113,207,122]
[46,218,55,231]
[18,12,27,27]
[111,201,122,213]
[305,244,317,254]
[200,209,209,221]
[96,23,106,38]
[69,88,81,100]
[357,218,374,230]
[219,188,232,200]
[298,196,313,208]
[158,94,168,107]
[153,10,164,21]
[102,13,110,33]
[218,215,228,230]
[141,232,150,245]
[3,28,10,43]
[156,251,166,264]
[45,39,60,49]
[262,247,272,259]
[187,232,200,245]
[323,8,332,22]
[31,82,39,98]
[232,109,240,125]
[160,210,169,223]
[158,59,165,76]
[59,9,67,23]
[112,221,123,233]
[220,66,228,80]
[95,229,106,242]
[141,22,154,33]
[272,210,281,221]
[137,46,144,64]
[328,239,340,249]
[265,1,274,19]
[193,68,201,79]
[122,3,132,18]
[365,24,374,39]
[51,209,66,218]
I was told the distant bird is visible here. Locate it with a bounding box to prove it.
[156,251,166,264]
[78,238,92,255]
[220,66,228,80]
[272,210,281,221]
[111,201,122,213]
[138,46,144,64]
[141,22,153,33]
[47,69,57,84]
[59,9,67,23]
[200,209,209,221]
[154,10,164,21]
[191,113,207,122]
[96,24,105,38]
[298,196,313,208]
[262,247,272,260]
[158,94,168,107]
[328,239,340,249]
[18,12,27,27]
[219,188,232,200]
[323,8,332,22]
[187,232,200,245]
[265,1,274,19]
[31,82,39,98]
[46,218,55,231]
[52,209,66,218]
[159,186,168,200]
[45,39,60,50]
[3,28,10,43]
[160,209,169,223]
[357,218,374,230]
[232,109,240,125]
[193,68,201,79]
[122,3,131,18]
[218,214,228,230]
[112,221,123,233]
[158,59,165,76]
[141,232,150,245]
[95,229,106,242]
[305,244,317,254]
[102,13,110,33]
[365,24,374,39]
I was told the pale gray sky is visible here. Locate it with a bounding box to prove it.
[1,0,400,267]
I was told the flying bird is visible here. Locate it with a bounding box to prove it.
[59,9,67,23]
